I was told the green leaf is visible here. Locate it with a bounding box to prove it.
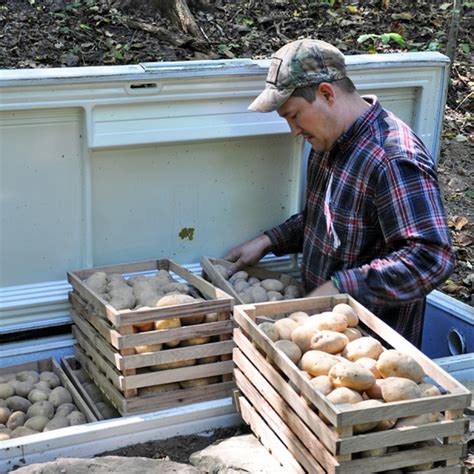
[79,23,91,30]
[387,33,406,46]
[428,41,440,51]
[465,190,474,199]
[178,227,195,241]
[357,34,379,44]
[461,43,471,53]
[237,15,254,26]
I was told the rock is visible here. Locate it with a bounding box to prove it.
[190,434,286,473]
[12,456,200,474]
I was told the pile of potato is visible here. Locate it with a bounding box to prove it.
[83,270,224,395]
[213,265,303,303]
[83,269,196,311]
[258,304,443,467]
[0,370,87,440]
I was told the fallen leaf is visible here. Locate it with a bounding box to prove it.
[455,233,473,247]
[441,281,465,294]
[455,133,468,142]
[448,215,469,231]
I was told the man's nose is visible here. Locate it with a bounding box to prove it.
[288,121,301,137]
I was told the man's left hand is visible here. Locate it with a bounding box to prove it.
[307,280,340,297]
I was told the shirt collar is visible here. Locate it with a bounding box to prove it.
[331,95,382,155]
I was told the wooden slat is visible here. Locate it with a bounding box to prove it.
[338,443,464,473]
[234,328,338,454]
[118,320,233,349]
[72,326,122,389]
[61,356,105,421]
[123,360,234,390]
[121,340,235,370]
[234,306,340,426]
[120,324,137,399]
[235,370,324,474]
[444,409,465,466]
[238,396,305,474]
[338,418,468,455]
[234,348,338,471]
[71,259,159,279]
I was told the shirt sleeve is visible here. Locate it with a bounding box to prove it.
[264,211,305,256]
[333,157,455,305]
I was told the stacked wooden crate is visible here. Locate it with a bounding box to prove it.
[67,259,234,416]
[233,295,471,473]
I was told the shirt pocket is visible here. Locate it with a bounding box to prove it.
[328,207,377,264]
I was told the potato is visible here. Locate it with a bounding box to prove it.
[404,440,436,471]
[267,291,283,302]
[134,322,155,332]
[84,271,107,294]
[7,411,27,431]
[0,383,15,399]
[310,330,349,354]
[327,387,363,405]
[55,403,77,417]
[49,387,73,408]
[39,371,61,389]
[138,382,181,396]
[0,406,11,424]
[180,376,220,389]
[418,383,441,397]
[261,279,284,292]
[154,317,181,348]
[300,351,340,377]
[284,285,301,299]
[233,279,250,293]
[0,431,11,441]
[198,356,220,365]
[67,411,86,425]
[365,379,385,399]
[28,388,50,403]
[395,412,438,428]
[288,311,309,325]
[180,336,211,346]
[157,294,204,326]
[43,416,69,432]
[342,337,384,361]
[376,350,425,383]
[291,325,314,353]
[258,322,279,342]
[342,327,362,342]
[229,271,249,284]
[24,415,49,432]
[356,357,382,379]
[161,282,190,294]
[310,375,333,396]
[360,446,387,458]
[150,359,196,371]
[27,400,55,419]
[375,416,397,431]
[6,396,31,413]
[135,343,163,354]
[380,377,422,402]
[108,286,135,310]
[329,360,375,391]
[214,264,231,279]
[305,312,348,332]
[274,318,298,340]
[10,426,38,438]
[34,381,52,394]
[352,400,384,433]
[332,303,359,327]
[250,285,268,303]
[274,340,302,365]
[238,291,254,304]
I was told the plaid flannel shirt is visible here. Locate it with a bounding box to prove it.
[265,96,454,347]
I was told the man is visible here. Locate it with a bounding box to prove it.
[225,39,454,347]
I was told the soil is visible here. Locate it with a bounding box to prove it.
[1,2,472,467]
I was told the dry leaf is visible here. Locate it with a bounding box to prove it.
[441,281,465,294]
[455,233,473,246]
[448,215,469,230]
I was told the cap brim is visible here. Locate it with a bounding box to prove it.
[248,86,294,113]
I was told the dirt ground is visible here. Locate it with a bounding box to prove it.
[1,1,472,469]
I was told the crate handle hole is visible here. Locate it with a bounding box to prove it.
[447,328,466,355]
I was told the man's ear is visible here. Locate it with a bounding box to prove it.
[318,82,336,102]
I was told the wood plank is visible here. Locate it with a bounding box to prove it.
[71,259,159,279]
[121,340,234,370]
[72,326,121,390]
[444,409,465,466]
[238,396,305,474]
[338,418,468,455]
[233,328,338,454]
[338,443,464,473]
[71,310,122,369]
[118,320,233,349]
[234,306,340,426]
[125,381,235,414]
[120,324,138,399]
[235,370,324,474]
[218,311,233,383]
[123,360,234,390]
[74,346,125,414]
[234,348,338,471]
[61,356,105,421]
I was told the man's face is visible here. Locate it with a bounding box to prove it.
[277,92,337,153]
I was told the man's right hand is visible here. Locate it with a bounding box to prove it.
[224,234,272,275]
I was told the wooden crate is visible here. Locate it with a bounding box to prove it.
[67,258,235,416]
[61,356,120,421]
[0,358,97,425]
[201,256,304,305]
[233,295,471,474]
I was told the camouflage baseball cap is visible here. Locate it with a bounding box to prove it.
[249,39,347,113]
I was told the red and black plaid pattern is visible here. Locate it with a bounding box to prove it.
[265,97,454,347]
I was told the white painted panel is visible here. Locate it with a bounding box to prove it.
[90,136,301,266]
[0,109,85,286]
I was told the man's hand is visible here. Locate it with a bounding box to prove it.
[307,280,340,297]
[224,234,272,275]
